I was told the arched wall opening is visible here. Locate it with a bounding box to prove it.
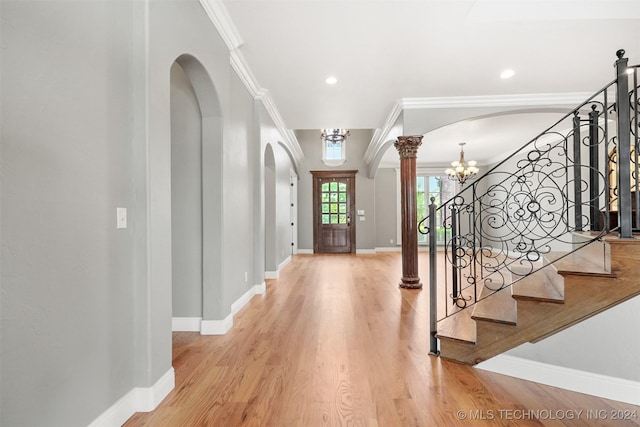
[264,143,277,274]
[170,61,203,320]
[170,54,224,328]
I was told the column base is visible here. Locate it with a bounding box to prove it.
[399,277,422,289]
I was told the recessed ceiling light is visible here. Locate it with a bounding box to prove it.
[500,69,515,79]
[325,76,338,85]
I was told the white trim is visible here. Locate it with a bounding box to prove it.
[278,255,291,272]
[297,249,313,254]
[231,284,258,315]
[230,51,260,98]
[201,314,233,335]
[265,270,279,279]
[255,281,266,294]
[364,100,403,165]
[476,354,640,406]
[356,249,376,254]
[198,0,243,51]
[255,92,304,166]
[171,317,202,332]
[265,255,292,279]
[88,368,175,427]
[375,246,402,252]
[401,92,594,110]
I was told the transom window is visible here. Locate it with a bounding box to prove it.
[321,128,349,166]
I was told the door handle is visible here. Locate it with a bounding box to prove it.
[347,215,351,226]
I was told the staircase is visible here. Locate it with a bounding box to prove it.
[421,50,640,364]
[436,233,640,365]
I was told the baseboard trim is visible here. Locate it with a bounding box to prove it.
[476,354,640,406]
[201,314,233,335]
[172,317,202,332]
[356,249,376,254]
[278,255,291,271]
[265,270,278,279]
[374,246,401,252]
[201,282,266,335]
[297,249,313,254]
[265,255,292,279]
[88,368,175,427]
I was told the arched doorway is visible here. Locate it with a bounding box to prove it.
[264,143,277,276]
[169,54,223,331]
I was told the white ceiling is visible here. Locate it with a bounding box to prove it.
[222,0,640,166]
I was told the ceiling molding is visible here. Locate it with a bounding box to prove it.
[199,0,303,168]
[401,92,593,110]
[199,0,243,51]
[230,50,260,98]
[256,90,304,166]
[401,93,595,110]
[363,100,403,165]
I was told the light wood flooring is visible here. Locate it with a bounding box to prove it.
[125,252,640,426]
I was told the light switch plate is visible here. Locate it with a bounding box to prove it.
[117,207,127,229]
[357,209,365,215]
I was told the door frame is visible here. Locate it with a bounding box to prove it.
[311,170,357,254]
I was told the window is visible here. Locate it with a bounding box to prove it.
[321,128,349,166]
[320,181,348,224]
[417,175,456,244]
[397,169,457,245]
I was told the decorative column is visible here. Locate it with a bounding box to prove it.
[394,135,423,289]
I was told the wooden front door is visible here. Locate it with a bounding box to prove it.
[312,170,357,254]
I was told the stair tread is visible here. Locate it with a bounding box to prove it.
[437,309,476,344]
[511,268,564,303]
[471,285,517,325]
[545,251,613,276]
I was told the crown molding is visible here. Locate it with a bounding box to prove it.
[256,90,304,166]
[364,100,403,165]
[401,92,594,109]
[230,50,260,98]
[198,0,243,51]
[198,0,303,167]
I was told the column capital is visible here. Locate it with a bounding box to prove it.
[394,135,423,159]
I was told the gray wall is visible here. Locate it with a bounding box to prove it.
[374,168,399,248]
[506,295,640,382]
[2,1,137,425]
[296,129,376,251]
[0,0,283,425]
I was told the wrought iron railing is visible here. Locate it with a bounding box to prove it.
[421,50,640,355]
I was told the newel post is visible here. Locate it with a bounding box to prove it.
[394,135,423,289]
[615,49,632,238]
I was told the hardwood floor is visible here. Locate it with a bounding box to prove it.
[125,252,639,426]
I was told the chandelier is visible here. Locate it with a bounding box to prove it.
[321,128,349,142]
[445,143,479,184]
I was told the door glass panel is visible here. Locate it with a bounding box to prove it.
[330,203,338,213]
[330,214,338,224]
[322,203,329,213]
[330,193,338,202]
[322,214,330,224]
[322,182,329,192]
[339,203,346,213]
[338,182,346,192]
[338,192,346,202]
[339,214,347,224]
[330,182,338,192]
[322,193,329,202]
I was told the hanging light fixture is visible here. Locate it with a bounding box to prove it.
[445,143,479,184]
[321,128,349,143]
